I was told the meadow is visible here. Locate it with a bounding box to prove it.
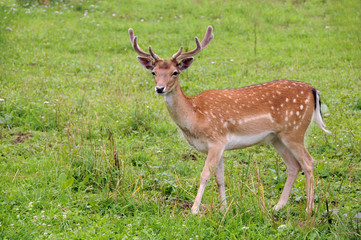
[0,0,360,239]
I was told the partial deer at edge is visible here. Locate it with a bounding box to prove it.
[128,26,329,214]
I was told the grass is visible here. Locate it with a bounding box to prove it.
[1,0,361,238]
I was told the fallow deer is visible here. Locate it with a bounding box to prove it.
[128,26,329,214]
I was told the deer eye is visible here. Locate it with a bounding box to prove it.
[151,72,156,76]
[172,71,179,76]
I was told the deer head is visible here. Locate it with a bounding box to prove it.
[128,26,214,95]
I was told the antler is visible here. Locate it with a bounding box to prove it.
[128,28,161,60]
[171,25,214,62]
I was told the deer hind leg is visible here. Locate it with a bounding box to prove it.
[272,138,301,211]
[214,156,227,211]
[278,135,315,213]
[191,144,224,214]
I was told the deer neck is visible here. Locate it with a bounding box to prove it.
[163,83,194,129]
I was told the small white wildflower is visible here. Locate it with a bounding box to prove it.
[242,226,249,230]
[43,101,49,104]
[0,99,4,102]
[278,224,287,230]
[211,61,215,64]
[6,27,12,31]
[44,232,48,236]
[63,214,67,219]
[17,215,20,218]
[230,59,234,62]
[84,10,88,17]
[112,14,116,17]
[47,224,51,227]
[140,18,144,22]
[325,26,330,29]
[29,202,33,208]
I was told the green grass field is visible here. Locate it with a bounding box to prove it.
[1,0,360,238]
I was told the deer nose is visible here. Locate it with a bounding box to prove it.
[155,86,165,94]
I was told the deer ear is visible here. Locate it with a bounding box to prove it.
[137,56,154,70]
[178,57,194,71]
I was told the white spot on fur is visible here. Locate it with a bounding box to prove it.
[285,98,289,102]
[300,105,304,110]
[243,113,273,123]
[293,99,297,103]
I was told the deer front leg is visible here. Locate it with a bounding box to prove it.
[214,156,227,211]
[191,144,224,214]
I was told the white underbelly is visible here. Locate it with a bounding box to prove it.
[225,131,274,150]
[184,136,208,153]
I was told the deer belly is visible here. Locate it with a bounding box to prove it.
[225,131,275,150]
[182,134,208,153]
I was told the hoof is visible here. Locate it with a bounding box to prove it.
[191,206,199,215]
[273,203,285,211]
